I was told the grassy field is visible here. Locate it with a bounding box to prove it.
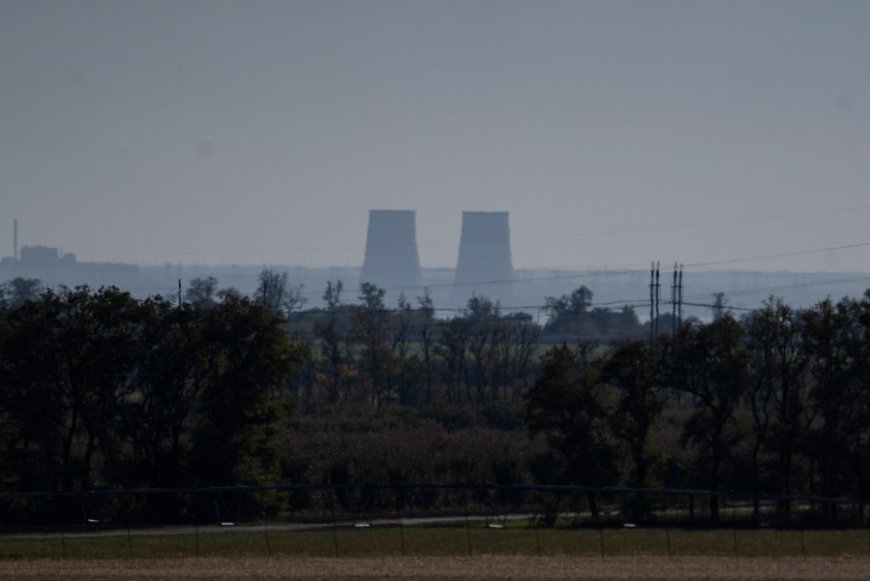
[2,523,869,561]
[3,556,870,580]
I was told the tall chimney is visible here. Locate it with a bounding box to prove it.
[13,219,18,261]
[360,210,421,291]
[454,211,514,290]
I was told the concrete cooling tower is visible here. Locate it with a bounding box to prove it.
[360,210,421,290]
[454,211,514,289]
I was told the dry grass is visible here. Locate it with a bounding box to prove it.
[1,556,869,580]
[3,526,869,560]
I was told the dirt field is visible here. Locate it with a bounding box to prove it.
[1,556,869,580]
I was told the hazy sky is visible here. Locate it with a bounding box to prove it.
[2,0,869,271]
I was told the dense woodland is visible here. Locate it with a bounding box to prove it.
[1,271,869,520]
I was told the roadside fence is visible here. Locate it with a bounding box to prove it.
[1,484,868,559]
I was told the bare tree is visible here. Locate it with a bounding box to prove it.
[436,317,471,404]
[353,283,391,408]
[185,277,218,307]
[417,289,436,403]
[256,268,306,316]
[313,281,348,405]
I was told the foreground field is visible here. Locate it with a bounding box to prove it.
[1,556,869,580]
[2,525,869,560]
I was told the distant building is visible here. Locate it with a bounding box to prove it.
[0,244,140,290]
[19,245,75,265]
[454,211,514,294]
[360,209,422,292]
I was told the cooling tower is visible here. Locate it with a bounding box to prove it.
[454,211,514,288]
[360,209,421,290]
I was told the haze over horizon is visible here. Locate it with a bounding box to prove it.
[2,1,869,273]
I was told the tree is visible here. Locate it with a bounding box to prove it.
[0,289,67,490]
[191,296,305,487]
[466,295,499,404]
[416,289,437,403]
[71,287,144,491]
[545,286,593,320]
[256,268,305,316]
[121,298,209,488]
[845,291,870,501]
[671,316,749,521]
[542,286,641,342]
[185,277,218,307]
[526,345,615,498]
[743,298,785,520]
[216,287,243,303]
[3,277,42,308]
[771,303,808,518]
[801,298,855,512]
[711,292,729,320]
[323,280,343,310]
[313,281,349,405]
[569,286,594,314]
[436,317,471,404]
[353,283,392,407]
[467,294,500,321]
[391,294,418,406]
[499,313,539,402]
[0,286,142,491]
[602,341,664,495]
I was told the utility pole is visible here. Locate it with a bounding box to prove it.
[677,264,684,326]
[672,262,678,336]
[649,262,655,343]
[177,279,182,307]
[654,261,661,338]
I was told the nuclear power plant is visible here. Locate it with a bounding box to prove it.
[2,215,866,317]
[359,209,514,302]
[360,209,422,290]
[454,211,514,289]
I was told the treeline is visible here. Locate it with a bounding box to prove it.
[1,274,869,522]
[0,285,304,493]
[528,294,870,520]
[286,281,639,412]
[0,275,554,496]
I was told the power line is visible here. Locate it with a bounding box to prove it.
[509,203,870,244]
[69,203,870,259]
[680,301,754,313]
[684,241,870,268]
[680,275,870,302]
[368,241,870,295]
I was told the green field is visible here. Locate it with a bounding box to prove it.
[2,523,869,560]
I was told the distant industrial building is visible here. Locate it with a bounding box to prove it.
[454,211,514,290]
[0,244,140,290]
[360,209,422,291]
[19,244,77,265]
[5,218,864,319]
